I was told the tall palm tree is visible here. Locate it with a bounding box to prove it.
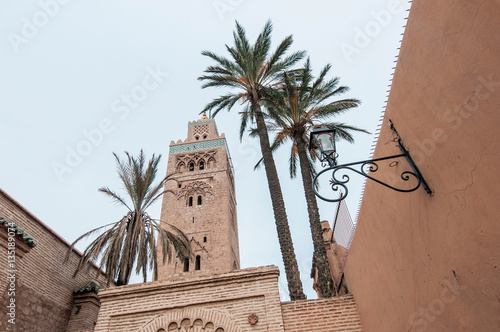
[68,150,191,286]
[262,59,367,297]
[198,20,307,300]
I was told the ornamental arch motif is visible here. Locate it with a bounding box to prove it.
[177,162,186,173]
[175,152,217,173]
[138,307,247,332]
[198,159,205,170]
[207,157,216,169]
[178,181,213,201]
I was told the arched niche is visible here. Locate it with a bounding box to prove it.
[176,162,186,173]
[138,307,246,332]
[207,157,216,169]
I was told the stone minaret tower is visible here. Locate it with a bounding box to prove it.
[158,114,240,280]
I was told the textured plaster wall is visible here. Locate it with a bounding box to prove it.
[344,0,500,331]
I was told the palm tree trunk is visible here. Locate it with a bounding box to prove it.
[117,215,138,286]
[295,135,336,298]
[253,103,306,301]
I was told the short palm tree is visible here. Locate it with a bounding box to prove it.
[68,150,191,286]
[262,59,367,297]
[198,20,307,300]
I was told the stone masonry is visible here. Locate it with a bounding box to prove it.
[95,266,285,332]
[158,116,239,279]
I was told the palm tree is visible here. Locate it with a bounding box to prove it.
[68,150,191,286]
[262,59,367,297]
[198,20,307,300]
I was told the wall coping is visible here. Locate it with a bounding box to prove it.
[281,294,356,306]
[0,217,36,247]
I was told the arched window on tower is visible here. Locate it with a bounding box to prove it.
[177,162,186,173]
[195,255,201,270]
[188,197,193,206]
[189,162,194,171]
[197,196,202,205]
[208,157,216,169]
[199,161,204,170]
[183,258,189,272]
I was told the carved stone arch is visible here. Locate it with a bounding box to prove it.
[178,181,214,200]
[197,158,206,171]
[138,307,247,332]
[176,161,186,173]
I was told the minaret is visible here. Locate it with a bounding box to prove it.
[158,113,240,280]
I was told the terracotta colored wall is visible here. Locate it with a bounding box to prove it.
[344,0,500,331]
[0,189,109,331]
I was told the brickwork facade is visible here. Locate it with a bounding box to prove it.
[158,117,239,279]
[95,266,285,332]
[281,296,362,331]
[0,188,110,331]
[94,266,364,332]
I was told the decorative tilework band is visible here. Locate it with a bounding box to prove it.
[188,120,215,127]
[169,138,226,154]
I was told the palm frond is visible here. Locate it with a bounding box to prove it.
[69,151,191,286]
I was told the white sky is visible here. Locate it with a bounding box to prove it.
[0,0,410,299]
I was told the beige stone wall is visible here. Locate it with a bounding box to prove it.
[281,295,362,331]
[345,0,500,331]
[0,188,110,331]
[95,266,285,332]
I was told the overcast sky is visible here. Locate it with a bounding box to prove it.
[1,0,411,299]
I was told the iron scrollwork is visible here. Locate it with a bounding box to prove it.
[313,138,432,203]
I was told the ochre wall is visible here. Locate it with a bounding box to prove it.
[344,0,500,331]
[0,189,110,331]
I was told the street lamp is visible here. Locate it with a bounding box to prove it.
[309,121,432,202]
[309,127,338,167]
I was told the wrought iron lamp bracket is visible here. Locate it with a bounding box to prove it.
[313,122,432,202]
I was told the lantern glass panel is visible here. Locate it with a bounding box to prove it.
[316,132,335,155]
